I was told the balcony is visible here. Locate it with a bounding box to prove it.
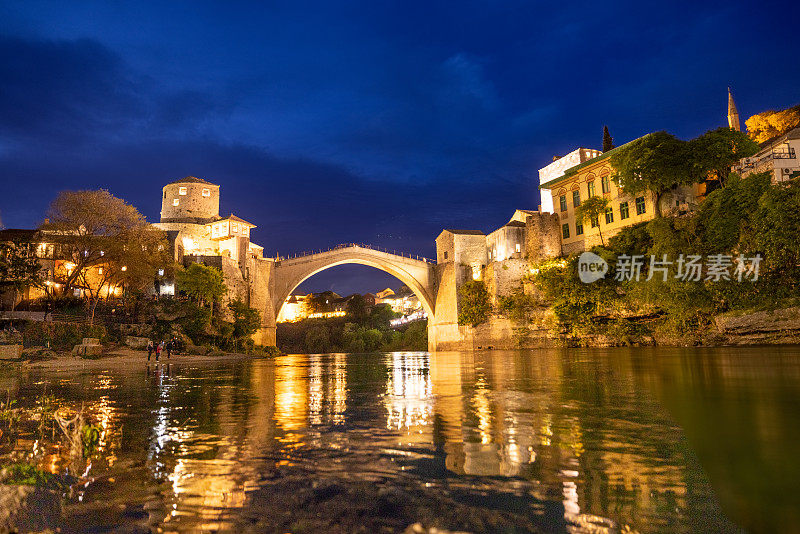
[735,148,797,173]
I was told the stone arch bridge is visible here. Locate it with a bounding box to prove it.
[249,244,457,351]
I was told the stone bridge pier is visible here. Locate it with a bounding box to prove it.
[248,245,456,351]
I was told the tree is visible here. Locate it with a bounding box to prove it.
[610,131,693,217]
[689,127,759,188]
[345,294,368,321]
[228,299,261,350]
[0,241,42,325]
[42,190,169,324]
[602,125,614,152]
[176,263,226,313]
[576,196,610,246]
[745,105,800,143]
[304,325,331,353]
[458,280,492,327]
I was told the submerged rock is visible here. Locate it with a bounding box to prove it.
[0,483,62,532]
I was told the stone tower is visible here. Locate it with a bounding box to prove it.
[727,87,741,132]
[160,176,221,223]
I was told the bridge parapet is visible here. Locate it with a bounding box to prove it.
[276,243,435,264]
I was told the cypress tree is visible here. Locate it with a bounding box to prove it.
[603,125,614,152]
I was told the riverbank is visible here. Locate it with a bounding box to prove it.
[2,346,273,372]
[438,305,800,351]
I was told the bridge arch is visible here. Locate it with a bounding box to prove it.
[271,246,436,322]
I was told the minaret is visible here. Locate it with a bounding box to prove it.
[727,87,741,131]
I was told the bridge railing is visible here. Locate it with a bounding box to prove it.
[275,243,435,264]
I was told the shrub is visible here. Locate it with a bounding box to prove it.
[458,280,492,327]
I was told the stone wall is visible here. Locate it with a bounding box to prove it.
[525,212,561,261]
[484,258,527,303]
[160,182,220,223]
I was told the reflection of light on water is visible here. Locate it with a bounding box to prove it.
[308,355,323,425]
[385,353,432,431]
[332,354,347,424]
[166,457,246,531]
[275,355,307,433]
[472,378,492,444]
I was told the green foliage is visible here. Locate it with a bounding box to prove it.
[228,299,261,350]
[2,462,66,489]
[0,241,42,306]
[497,290,537,323]
[457,280,492,327]
[80,423,101,455]
[304,325,331,353]
[21,322,107,351]
[608,221,652,255]
[180,305,212,344]
[531,254,620,332]
[688,127,759,187]
[345,294,368,321]
[695,172,770,253]
[342,324,383,352]
[533,171,800,339]
[744,176,800,292]
[611,131,693,216]
[176,263,227,310]
[576,196,610,245]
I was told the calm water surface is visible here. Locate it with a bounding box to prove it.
[2,347,800,533]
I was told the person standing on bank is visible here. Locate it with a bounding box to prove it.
[166,339,172,360]
[147,339,154,362]
[156,341,163,362]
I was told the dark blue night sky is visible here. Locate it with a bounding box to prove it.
[2,1,799,294]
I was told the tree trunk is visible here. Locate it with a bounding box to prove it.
[89,297,99,326]
[9,287,17,329]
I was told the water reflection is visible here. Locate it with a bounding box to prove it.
[3,348,799,532]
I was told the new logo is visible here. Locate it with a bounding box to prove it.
[578,252,608,284]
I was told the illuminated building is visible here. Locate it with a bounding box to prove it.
[734,127,800,183]
[537,136,702,254]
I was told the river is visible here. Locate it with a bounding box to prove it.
[2,347,799,533]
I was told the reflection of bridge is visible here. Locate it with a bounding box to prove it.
[250,244,452,350]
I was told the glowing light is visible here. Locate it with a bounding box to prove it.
[182,237,198,253]
[121,265,127,272]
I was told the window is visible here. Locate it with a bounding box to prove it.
[231,223,239,233]
[590,216,599,228]
[601,175,610,194]
[587,181,596,197]
[158,269,164,276]
[562,223,570,239]
[97,267,103,275]
[202,188,211,197]
[163,191,166,199]
[515,243,521,253]
[559,194,568,212]
[572,190,581,207]
[620,201,630,220]
[178,187,188,195]
[605,207,614,224]
[635,196,646,215]
[575,223,583,235]
[172,198,180,206]
[443,251,448,260]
